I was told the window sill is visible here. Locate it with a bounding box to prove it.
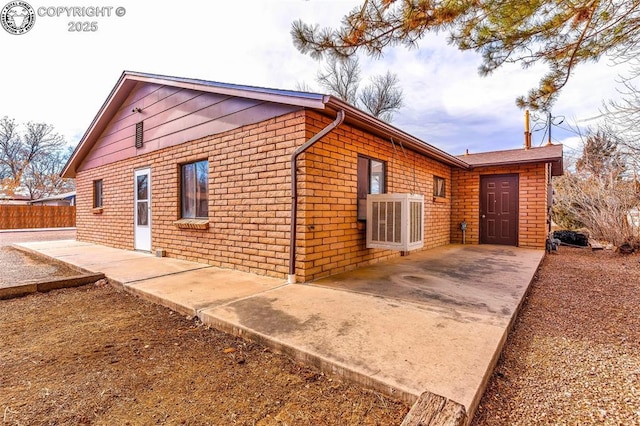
[173,218,209,230]
[432,196,447,203]
[92,207,104,214]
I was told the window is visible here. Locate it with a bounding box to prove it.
[181,160,208,218]
[433,176,446,198]
[357,155,386,220]
[93,179,103,208]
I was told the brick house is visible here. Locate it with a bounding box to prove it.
[62,71,563,283]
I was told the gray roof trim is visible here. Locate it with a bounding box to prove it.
[28,191,76,204]
[458,144,564,175]
[123,71,328,108]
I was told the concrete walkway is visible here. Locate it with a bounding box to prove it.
[15,240,544,423]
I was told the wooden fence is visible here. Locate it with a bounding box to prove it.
[0,205,76,229]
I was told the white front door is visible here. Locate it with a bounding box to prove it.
[134,168,151,251]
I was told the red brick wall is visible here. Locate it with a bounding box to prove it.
[296,111,453,282]
[76,111,306,279]
[451,163,548,248]
[79,107,550,282]
[77,109,456,282]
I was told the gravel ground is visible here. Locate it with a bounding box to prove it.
[0,229,79,288]
[0,247,79,288]
[0,228,76,247]
[472,247,640,425]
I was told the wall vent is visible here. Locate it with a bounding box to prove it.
[366,193,424,251]
[135,121,144,148]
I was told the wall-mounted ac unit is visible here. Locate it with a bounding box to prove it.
[366,193,424,251]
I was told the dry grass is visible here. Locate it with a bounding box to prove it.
[473,247,640,425]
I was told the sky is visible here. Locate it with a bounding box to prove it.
[0,0,628,161]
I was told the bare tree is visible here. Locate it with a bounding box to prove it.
[0,117,21,186]
[22,146,75,200]
[601,57,640,156]
[294,81,316,93]
[575,128,627,178]
[0,116,72,199]
[316,56,361,104]
[553,128,639,246]
[312,56,403,122]
[359,71,403,122]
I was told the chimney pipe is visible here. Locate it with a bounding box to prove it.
[524,110,531,150]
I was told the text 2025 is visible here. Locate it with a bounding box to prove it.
[68,21,98,32]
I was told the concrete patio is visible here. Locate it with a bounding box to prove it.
[14,240,544,424]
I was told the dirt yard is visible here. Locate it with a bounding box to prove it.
[0,282,408,425]
[472,247,640,425]
[2,234,639,425]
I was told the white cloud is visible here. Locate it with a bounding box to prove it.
[0,0,629,158]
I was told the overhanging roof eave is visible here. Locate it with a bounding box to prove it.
[324,98,470,169]
[466,158,564,176]
[123,71,328,109]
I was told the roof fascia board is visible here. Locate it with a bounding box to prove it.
[125,72,327,110]
[325,97,469,169]
[467,157,562,169]
[467,156,564,176]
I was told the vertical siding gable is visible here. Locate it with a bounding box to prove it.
[77,82,302,172]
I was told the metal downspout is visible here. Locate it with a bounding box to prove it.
[288,110,345,284]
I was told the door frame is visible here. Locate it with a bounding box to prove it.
[134,167,152,251]
[479,173,519,246]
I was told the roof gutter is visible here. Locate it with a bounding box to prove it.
[288,109,345,284]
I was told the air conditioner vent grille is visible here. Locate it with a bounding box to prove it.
[366,194,424,251]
